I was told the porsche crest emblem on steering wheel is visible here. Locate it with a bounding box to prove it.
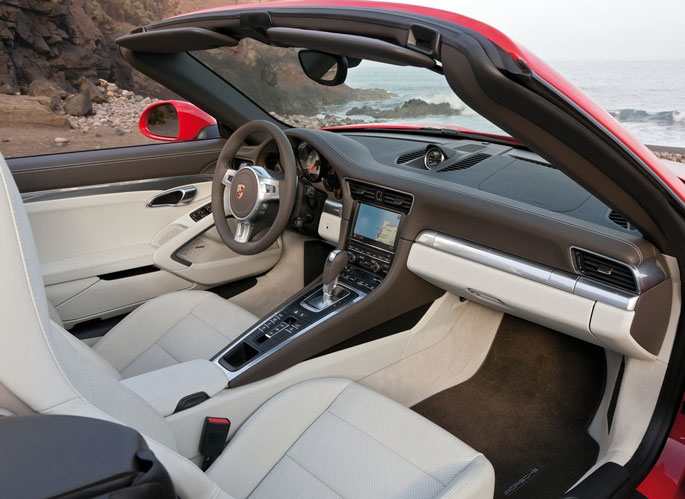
[236,183,246,200]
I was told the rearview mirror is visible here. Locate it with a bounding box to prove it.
[298,50,348,86]
[138,100,218,142]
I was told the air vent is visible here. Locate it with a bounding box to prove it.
[573,249,638,293]
[232,158,254,169]
[608,210,633,230]
[438,153,491,172]
[348,180,413,214]
[396,149,425,164]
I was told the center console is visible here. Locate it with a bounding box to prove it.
[212,180,411,383]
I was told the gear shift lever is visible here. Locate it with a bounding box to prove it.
[302,249,351,311]
[322,249,348,300]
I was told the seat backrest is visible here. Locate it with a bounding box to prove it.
[0,155,233,498]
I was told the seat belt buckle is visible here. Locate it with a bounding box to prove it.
[199,417,231,471]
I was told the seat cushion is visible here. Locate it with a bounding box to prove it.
[207,378,495,499]
[93,290,258,378]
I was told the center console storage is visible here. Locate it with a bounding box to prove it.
[214,179,412,382]
[121,359,228,417]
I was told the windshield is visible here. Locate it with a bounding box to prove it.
[192,39,505,134]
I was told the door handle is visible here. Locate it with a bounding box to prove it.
[147,186,198,207]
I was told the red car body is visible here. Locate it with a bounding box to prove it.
[164,3,685,495]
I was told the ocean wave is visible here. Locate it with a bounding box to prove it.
[610,109,683,125]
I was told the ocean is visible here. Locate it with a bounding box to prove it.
[337,60,685,148]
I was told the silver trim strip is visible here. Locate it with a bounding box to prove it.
[323,199,343,217]
[21,174,212,203]
[415,231,654,311]
[213,282,367,383]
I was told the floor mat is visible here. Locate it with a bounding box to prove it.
[412,315,606,498]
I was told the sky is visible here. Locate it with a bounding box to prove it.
[402,0,685,61]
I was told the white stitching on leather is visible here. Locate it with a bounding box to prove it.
[221,378,352,495]
[440,457,487,499]
[323,409,449,488]
[281,455,344,499]
[100,291,209,372]
[314,134,647,264]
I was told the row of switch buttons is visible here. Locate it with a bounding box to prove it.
[190,203,212,222]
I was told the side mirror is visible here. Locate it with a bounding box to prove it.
[138,100,218,142]
[298,50,348,86]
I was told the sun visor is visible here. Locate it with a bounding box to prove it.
[266,27,435,68]
[116,27,238,53]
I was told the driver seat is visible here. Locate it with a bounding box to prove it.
[47,291,258,378]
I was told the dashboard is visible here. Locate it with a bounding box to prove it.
[230,128,672,361]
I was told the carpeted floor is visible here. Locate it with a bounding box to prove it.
[412,315,606,498]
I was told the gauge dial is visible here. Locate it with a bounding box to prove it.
[424,147,445,170]
[297,142,322,182]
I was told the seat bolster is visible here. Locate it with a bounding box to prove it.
[93,290,215,371]
[206,378,353,499]
[94,290,257,378]
[438,456,495,499]
[47,300,63,328]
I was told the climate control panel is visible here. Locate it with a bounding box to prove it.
[347,241,392,277]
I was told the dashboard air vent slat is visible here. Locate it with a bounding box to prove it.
[608,210,633,230]
[348,180,413,214]
[439,153,491,172]
[396,149,426,164]
[573,249,638,293]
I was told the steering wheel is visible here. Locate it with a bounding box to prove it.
[211,120,298,255]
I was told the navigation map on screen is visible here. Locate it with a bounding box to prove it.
[353,204,401,249]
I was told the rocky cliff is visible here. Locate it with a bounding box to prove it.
[0,0,243,96]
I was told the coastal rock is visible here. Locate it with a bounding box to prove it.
[0,94,68,127]
[64,91,92,116]
[346,99,461,119]
[27,76,67,100]
[78,76,107,103]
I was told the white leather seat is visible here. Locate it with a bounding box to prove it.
[208,378,494,499]
[0,154,495,499]
[50,290,258,378]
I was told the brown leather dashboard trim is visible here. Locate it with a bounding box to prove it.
[285,128,659,274]
[7,138,224,193]
[630,279,673,356]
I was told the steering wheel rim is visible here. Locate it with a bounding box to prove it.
[211,120,297,255]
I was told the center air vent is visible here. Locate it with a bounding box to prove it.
[348,180,413,214]
[438,153,491,172]
[573,249,638,293]
[396,149,425,164]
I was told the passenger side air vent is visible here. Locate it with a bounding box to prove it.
[396,149,426,164]
[438,153,491,172]
[573,249,638,293]
[608,210,634,230]
[348,180,413,214]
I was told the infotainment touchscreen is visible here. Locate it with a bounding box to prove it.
[352,203,401,251]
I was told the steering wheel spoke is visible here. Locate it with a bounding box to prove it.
[222,168,239,188]
[234,220,255,243]
[253,167,283,202]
